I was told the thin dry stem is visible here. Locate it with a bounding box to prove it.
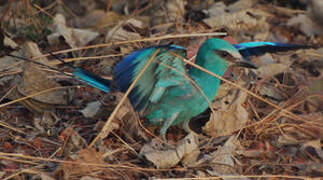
[0,86,77,108]
[33,32,227,59]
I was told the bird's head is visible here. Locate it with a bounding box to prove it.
[201,38,257,69]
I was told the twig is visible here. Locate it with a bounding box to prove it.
[33,32,227,59]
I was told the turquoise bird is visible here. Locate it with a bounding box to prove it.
[113,38,255,139]
[112,38,309,138]
[9,38,310,139]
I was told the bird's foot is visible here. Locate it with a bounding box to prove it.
[158,133,178,150]
[182,120,198,137]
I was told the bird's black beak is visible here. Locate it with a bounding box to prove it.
[234,60,258,69]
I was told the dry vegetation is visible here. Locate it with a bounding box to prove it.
[0,0,322,179]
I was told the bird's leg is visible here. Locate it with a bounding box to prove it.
[182,120,193,134]
[182,119,200,138]
[160,112,180,142]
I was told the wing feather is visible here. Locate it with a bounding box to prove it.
[114,45,187,111]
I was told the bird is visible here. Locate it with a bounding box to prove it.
[113,39,254,140]
[9,38,311,139]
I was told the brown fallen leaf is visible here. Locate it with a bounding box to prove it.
[9,42,67,113]
[59,128,88,157]
[256,82,285,102]
[225,0,257,13]
[277,124,318,147]
[72,10,106,29]
[308,0,323,26]
[57,148,105,178]
[105,18,146,54]
[113,92,148,141]
[301,139,323,160]
[47,14,99,48]
[203,81,249,137]
[95,11,126,32]
[254,63,289,77]
[203,9,271,34]
[80,101,102,118]
[166,0,186,22]
[191,136,245,177]
[139,133,198,168]
[287,14,323,37]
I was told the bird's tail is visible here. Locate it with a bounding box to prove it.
[6,53,110,93]
[234,42,316,58]
[48,52,110,93]
[72,67,110,93]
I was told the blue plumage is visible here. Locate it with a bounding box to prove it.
[114,45,187,111]
[233,41,310,57]
[114,48,147,92]
[72,68,110,93]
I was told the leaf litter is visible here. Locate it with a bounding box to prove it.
[0,0,322,179]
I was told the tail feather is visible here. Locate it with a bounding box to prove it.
[72,68,110,93]
[234,42,313,58]
[49,52,111,93]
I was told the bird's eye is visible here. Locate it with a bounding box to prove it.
[219,51,230,57]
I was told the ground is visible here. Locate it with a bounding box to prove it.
[0,0,322,179]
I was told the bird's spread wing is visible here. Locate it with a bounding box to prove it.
[234,42,311,58]
[114,45,187,111]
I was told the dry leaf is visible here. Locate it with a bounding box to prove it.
[287,14,323,36]
[308,79,323,94]
[48,14,99,48]
[8,42,67,113]
[72,10,106,28]
[139,133,198,168]
[277,125,318,147]
[299,113,323,138]
[255,63,290,77]
[301,139,323,160]
[212,83,237,110]
[203,9,271,33]
[114,92,148,141]
[0,51,22,86]
[192,136,245,178]
[94,120,120,141]
[207,2,226,17]
[308,0,323,26]
[256,83,285,102]
[96,11,126,32]
[3,35,18,49]
[206,137,244,178]
[105,18,146,54]
[225,0,256,13]
[19,42,66,105]
[33,111,60,135]
[80,176,102,180]
[38,173,55,180]
[203,82,249,137]
[58,148,104,178]
[60,128,88,156]
[80,101,102,118]
[166,0,186,22]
